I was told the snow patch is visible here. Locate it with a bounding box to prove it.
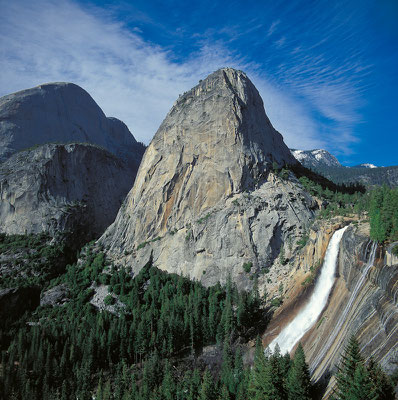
[359,163,377,169]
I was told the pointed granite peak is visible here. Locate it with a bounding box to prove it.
[100,68,304,282]
[172,67,264,122]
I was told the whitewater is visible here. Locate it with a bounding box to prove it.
[269,226,348,354]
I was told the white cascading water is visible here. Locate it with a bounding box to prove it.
[269,226,348,354]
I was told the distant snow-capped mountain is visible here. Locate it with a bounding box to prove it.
[353,163,378,169]
[291,148,397,187]
[290,149,342,169]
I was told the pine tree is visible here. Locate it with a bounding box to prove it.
[266,346,287,400]
[161,361,175,400]
[200,368,215,400]
[188,368,202,400]
[347,363,375,400]
[334,336,364,399]
[96,375,104,400]
[220,339,234,394]
[217,384,230,400]
[367,358,395,400]
[249,337,268,400]
[102,380,112,400]
[332,336,394,400]
[287,343,311,400]
[236,368,250,400]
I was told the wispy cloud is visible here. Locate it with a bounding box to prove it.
[274,36,286,49]
[0,0,368,155]
[267,20,280,37]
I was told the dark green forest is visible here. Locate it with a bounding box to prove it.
[1,168,397,399]
[1,240,395,399]
[293,165,398,246]
[0,242,267,399]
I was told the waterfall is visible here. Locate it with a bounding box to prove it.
[269,226,348,354]
[310,240,377,373]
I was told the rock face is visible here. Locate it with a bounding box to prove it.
[40,284,70,306]
[296,223,398,383]
[290,149,342,169]
[0,82,145,174]
[101,68,315,288]
[262,220,398,392]
[0,143,133,247]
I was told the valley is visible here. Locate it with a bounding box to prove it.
[0,68,397,399]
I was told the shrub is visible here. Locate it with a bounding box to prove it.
[137,241,149,250]
[271,297,283,308]
[279,246,288,265]
[297,233,309,249]
[104,294,116,306]
[242,262,253,273]
[196,213,212,224]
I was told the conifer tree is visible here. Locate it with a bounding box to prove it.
[266,345,287,400]
[200,368,215,400]
[348,363,375,400]
[367,358,395,400]
[334,336,364,399]
[249,337,268,400]
[96,375,104,400]
[102,380,111,400]
[287,343,311,400]
[161,361,175,400]
[188,368,202,400]
[220,339,234,394]
[332,336,394,400]
[217,384,230,400]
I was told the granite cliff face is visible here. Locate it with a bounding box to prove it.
[0,82,145,174]
[101,68,315,288]
[304,225,398,379]
[0,143,133,247]
[264,220,398,394]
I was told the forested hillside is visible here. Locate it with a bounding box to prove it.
[0,241,266,399]
[313,165,398,187]
[1,166,397,399]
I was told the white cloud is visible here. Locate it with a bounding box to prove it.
[0,0,340,152]
[274,36,286,49]
[267,20,280,37]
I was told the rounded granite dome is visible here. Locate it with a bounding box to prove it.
[0,82,143,170]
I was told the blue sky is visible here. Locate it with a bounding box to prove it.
[1,0,397,166]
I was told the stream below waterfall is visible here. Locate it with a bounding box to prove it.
[269,226,348,354]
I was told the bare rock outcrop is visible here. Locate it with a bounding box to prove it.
[40,284,70,306]
[101,68,315,288]
[0,143,133,248]
[0,82,145,175]
[298,223,398,385]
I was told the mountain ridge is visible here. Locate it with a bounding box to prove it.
[291,148,398,186]
[290,148,342,168]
